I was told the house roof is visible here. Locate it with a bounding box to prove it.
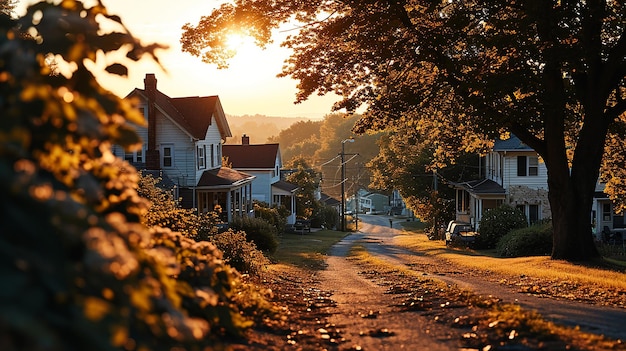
[197,167,254,187]
[320,193,340,206]
[222,144,280,169]
[129,88,232,140]
[453,179,506,195]
[272,180,298,193]
[493,134,533,151]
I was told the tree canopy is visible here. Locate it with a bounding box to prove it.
[182,0,626,261]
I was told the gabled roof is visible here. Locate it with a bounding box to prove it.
[453,179,506,195]
[197,167,254,187]
[272,180,298,193]
[493,134,533,151]
[129,88,232,140]
[222,144,280,169]
[320,193,340,207]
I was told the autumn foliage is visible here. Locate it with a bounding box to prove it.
[0,1,273,350]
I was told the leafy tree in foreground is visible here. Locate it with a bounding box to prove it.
[0,1,266,349]
[181,1,626,261]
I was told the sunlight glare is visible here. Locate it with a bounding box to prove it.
[224,33,257,57]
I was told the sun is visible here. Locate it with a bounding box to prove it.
[224,33,257,56]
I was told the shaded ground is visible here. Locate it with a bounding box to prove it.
[234,216,626,350]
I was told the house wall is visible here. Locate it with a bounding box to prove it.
[155,111,195,187]
[498,152,547,190]
[507,185,551,222]
[247,170,272,203]
[194,114,224,183]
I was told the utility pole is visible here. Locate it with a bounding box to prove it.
[341,138,354,231]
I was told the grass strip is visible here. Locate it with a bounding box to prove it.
[270,230,349,270]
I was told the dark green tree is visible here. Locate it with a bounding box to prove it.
[181,1,626,261]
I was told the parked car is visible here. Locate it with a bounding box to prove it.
[445,221,478,247]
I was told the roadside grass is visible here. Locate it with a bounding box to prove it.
[270,230,348,270]
[396,226,626,291]
[348,243,620,351]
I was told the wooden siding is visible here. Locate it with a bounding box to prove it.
[156,111,195,187]
[194,114,224,185]
[501,151,548,190]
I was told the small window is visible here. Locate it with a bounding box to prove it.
[124,151,134,162]
[457,190,469,212]
[603,203,612,221]
[528,204,539,224]
[517,156,527,176]
[210,144,215,168]
[528,156,539,176]
[197,145,205,170]
[162,145,173,168]
[136,147,143,163]
[517,156,538,176]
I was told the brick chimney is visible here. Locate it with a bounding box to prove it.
[242,134,250,145]
[144,73,160,170]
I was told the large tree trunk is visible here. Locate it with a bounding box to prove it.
[549,175,600,260]
[546,112,607,261]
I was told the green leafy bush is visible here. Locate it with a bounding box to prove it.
[476,205,528,249]
[211,230,271,276]
[496,222,553,257]
[138,173,221,241]
[311,204,340,229]
[229,216,279,253]
[254,201,287,234]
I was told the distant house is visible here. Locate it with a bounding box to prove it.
[222,135,298,224]
[116,73,255,222]
[320,193,341,212]
[347,189,389,214]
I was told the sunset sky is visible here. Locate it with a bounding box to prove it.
[17,0,340,118]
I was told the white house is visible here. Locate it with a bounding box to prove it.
[115,73,255,222]
[452,135,549,228]
[453,134,623,237]
[222,135,298,224]
[347,189,389,214]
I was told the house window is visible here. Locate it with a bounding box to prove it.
[162,145,173,168]
[457,190,469,212]
[517,156,538,176]
[603,203,612,221]
[197,145,206,170]
[124,145,145,163]
[528,157,538,176]
[124,150,134,162]
[528,204,539,224]
[210,144,215,168]
[136,147,143,163]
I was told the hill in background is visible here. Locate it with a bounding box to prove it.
[225,114,311,144]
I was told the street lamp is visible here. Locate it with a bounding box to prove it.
[341,138,354,231]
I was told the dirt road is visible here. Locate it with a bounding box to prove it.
[317,214,626,349]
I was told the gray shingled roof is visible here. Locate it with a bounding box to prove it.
[493,134,533,151]
[454,179,506,195]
